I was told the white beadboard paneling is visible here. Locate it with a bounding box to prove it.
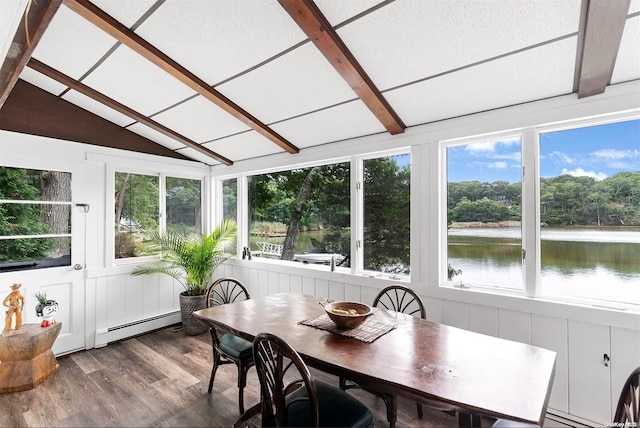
[268,271,279,294]
[443,300,469,330]
[424,297,444,324]
[249,269,261,298]
[532,314,569,413]
[106,274,127,326]
[316,279,330,299]
[158,275,178,314]
[302,276,316,295]
[344,283,361,302]
[499,309,531,344]
[568,320,611,424]
[329,281,346,301]
[290,275,303,294]
[469,304,499,337]
[95,276,108,332]
[125,274,144,323]
[278,273,290,293]
[141,274,159,319]
[610,327,640,419]
[360,286,379,307]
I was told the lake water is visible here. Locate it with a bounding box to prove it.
[448,227,640,305]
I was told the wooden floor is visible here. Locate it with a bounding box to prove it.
[0,325,479,427]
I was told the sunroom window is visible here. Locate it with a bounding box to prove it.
[247,162,350,265]
[445,136,523,290]
[539,119,640,305]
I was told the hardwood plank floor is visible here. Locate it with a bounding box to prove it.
[0,325,476,427]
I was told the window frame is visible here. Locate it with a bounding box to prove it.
[437,114,640,310]
[109,164,206,266]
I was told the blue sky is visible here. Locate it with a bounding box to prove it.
[447,119,639,183]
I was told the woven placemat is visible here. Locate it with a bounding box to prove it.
[299,314,397,343]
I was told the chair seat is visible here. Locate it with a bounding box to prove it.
[287,380,375,427]
[218,333,252,359]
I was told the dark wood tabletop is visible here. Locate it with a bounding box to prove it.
[194,292,556,427]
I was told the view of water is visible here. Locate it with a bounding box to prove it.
[448,227,640,305]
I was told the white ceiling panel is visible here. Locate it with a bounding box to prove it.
[273,100,386,149]
[315,0,387,25]
[134,0,307,86]
[217,43,356,124]
[611,16,640,84]
[0,0,28,64]
[81,45,196,116]
[62,90,135,127]
[203,131,282,161]
[18,68,67,96]
[31,4,117,80]
[152,95,251,143]
[629,0,640,14]
[91,0,158,28]
[336,0,581,90]
[174,147,222,166]
[127,123,186,151]
[385,37,577,127]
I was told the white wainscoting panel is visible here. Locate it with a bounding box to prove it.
[532,314,569,414]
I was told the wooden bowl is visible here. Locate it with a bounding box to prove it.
[324,301,373,329]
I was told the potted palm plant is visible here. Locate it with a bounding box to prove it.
[131,219,237,335]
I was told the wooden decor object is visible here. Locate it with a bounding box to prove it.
[0,323,62,393]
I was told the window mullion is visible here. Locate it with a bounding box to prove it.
[351,156,363,275]
[522,128,539,298]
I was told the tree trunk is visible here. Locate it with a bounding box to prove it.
[114,173,130,228]
[281,167,321,260]
[41,171,71,257]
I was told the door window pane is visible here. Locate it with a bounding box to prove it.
[363,154,410,275]
[539,119,640,304]
[0,167,72,271]
[166,177,201,234]
[248,162,350,265]
[446,137,523,289]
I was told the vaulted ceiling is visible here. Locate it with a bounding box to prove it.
[1,0,639,166]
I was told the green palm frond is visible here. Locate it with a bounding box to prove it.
[131,219,237,295]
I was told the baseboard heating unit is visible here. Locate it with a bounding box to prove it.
[95,311,181,348]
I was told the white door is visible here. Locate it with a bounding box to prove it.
[0,162,88,355]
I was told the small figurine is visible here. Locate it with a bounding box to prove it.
[3,283,25,334]
[35,292,58,328]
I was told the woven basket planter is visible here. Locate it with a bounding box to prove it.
[179,293,208,336]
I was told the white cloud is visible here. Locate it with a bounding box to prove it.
[488,161,508,169]
[591,148,640,160]
[561,167,608,181]
[547,151,573,164]
[466,141,496,153]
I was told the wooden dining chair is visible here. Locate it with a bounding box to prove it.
[339,284,452,428]
[205,277,253,414]
[614,366,640,427]
[253,331,375,427]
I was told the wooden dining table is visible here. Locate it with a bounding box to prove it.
[194,292,556,427]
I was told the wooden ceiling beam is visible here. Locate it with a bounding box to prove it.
[62,0,299,155]
[0,0,62,109]
[278,0,405,135]
[28,58,234,166]
[576,0,630,98]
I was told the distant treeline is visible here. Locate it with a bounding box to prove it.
[448,171,640,226]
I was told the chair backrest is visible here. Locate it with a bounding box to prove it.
[206,277,250,308]
[373,284,426,319]
[253,332,319,427]
[614,366,640,426]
